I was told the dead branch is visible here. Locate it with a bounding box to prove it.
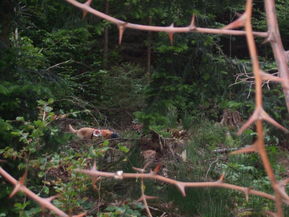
[231,70,284,91]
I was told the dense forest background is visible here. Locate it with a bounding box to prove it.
[1,0,289,216]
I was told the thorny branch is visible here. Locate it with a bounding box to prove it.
[264,0,289,113]
[66,0,268,45]
[0,167,74,217]
[75,167,276,202]
[243,0,286,216]
[63,0,289,216]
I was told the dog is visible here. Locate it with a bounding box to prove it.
[68,124,119,139]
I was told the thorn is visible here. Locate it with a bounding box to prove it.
[168,23,174,45]
[91,161,97,171]
[92,178,97,190]
[90,162,100,190]
[9,183,21,198]
[230,144,257,155]
[136,196,143,202]
[85,0,92,6]
[189,15,196,31]
[91,177,101,190]
[118,23,127,45]
[145,195,158,200]
[217,173,225,183]
[176,182,186,197]
[132,167,145,173]
[278,187,289,203]
[19,169,28,184]
[237,107,259,135]
[235,12,242,17]
[46,194,58,202]
[244,187,250,202]
[9,169,28,198]
[238,107,289,135]
[152,163,162,174]
[222,13,246,30]
[262,31,275,44]
[72,212,87,217]
[261,110,289,133]
[82,10,88,19]
[137,195,158,202]
[82,0,92,19]
[277,181,289,202]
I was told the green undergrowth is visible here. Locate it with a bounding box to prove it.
[1,100,289,217]
[120,119,289,217]
[173,120,289,217]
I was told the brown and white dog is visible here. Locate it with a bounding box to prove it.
[68,124,118,139]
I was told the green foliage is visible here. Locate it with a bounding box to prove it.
[0,99,68,160]
[167,120,288,216]
[99,203,145,217]
[98,63,147,124]
[42,28,96,63]
[166,186,233,217]
[1,0,289,216]
[13,202,41,217]
[0,100,133,216]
